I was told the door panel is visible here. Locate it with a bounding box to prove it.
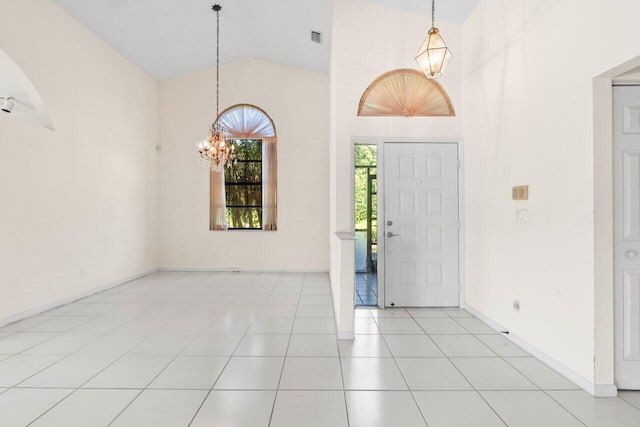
[615,85,640,389]
[624,152,640,240]
[623,271,640,360]
[384,143,459,307]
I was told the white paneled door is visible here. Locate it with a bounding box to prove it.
[384,143,459,307]
[615,85,640,389]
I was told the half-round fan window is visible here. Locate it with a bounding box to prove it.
[210,104,277,231]
[218,103,277,142]
[357,69,455,117]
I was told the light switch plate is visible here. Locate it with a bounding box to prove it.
[512,186,529,200]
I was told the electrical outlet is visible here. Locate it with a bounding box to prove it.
[80,269,86,279]
[515,209,529,223]
[513,300,520,311]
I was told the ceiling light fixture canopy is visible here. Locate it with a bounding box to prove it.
[197,4,237,172]
[415,0,452,79]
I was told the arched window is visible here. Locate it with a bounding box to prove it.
[210,104,277,231]
[357,69,455,117]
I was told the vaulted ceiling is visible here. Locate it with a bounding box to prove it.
[50,0,479,81]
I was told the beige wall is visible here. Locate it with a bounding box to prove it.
[330,0,463,333]
[158,59,330,271]
[463,0,640,387]
[0,0,159,320]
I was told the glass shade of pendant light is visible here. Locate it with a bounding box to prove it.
[197,4,237,172]
[415,0,452,79]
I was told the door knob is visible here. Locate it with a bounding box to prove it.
[626,250,638,259]
[386,232,399,238]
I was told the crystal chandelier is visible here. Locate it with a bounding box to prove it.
[415,0,452,79]
[197,4,236,172]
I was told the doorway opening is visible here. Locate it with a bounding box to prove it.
[613,83,640,389]
[354,144,378,306]
[592,55,640,395]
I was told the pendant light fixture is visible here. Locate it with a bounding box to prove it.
[415,0,452,79]
[197,4,236,172]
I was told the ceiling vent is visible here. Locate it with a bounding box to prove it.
[311,31,323,44]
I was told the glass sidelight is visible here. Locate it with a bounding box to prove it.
[354,144,378,306]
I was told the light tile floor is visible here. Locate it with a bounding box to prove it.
[356,273,377,306]
[0,271,638,426]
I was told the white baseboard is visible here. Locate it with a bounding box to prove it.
[159,267,329,273]
[338,331,355,340]
[326,274,356,341]
[593,384,618,397]
[0,269,157,328]
[462,303,618,398]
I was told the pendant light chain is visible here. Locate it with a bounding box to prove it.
[431,0,435,29]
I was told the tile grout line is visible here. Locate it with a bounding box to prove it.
[186,271,254,426]
[21,276,197,426]
[7,309,137,414]
[336,324,351,427]
[406,310,455,426]
[185,332,249,425]
[45,290,195,426]
[446,312,586,424]
[446,305,590,424]
[103,389,147,426]
[145,274,242,425]
[25,388,77,426]
[374,310,429,427]
[442,311,528,426]
[267,272,303,427]
[540,390,590,426]
[440,310,589,425]
[619,393,640,410]
[183,271,285,425]
[409,309,510,427]
[90,302,195,427]
[12,315,132,388]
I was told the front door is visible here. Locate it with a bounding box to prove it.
[384,143,459,307]
[614,85,640,389]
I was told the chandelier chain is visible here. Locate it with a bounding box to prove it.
[197,4,237,173]
[215,6,220,120]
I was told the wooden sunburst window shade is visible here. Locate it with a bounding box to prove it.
[357,68,455,117]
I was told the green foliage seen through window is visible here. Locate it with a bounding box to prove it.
[225,139,262,229]
[354,145,377,229]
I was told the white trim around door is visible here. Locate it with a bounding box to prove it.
[350,137,465,309]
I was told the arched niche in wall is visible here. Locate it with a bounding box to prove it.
[357,68,455,117]
[0,48,54,130]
